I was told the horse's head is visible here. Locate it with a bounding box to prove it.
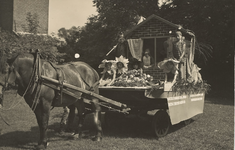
[0,62,17,107]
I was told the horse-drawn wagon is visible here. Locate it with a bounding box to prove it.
[40,72,205,138]
[0,24,208,149]
[40,74,205,138]
[99,86,205,137]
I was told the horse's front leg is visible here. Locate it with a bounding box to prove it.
[91,98,102,141]
[34,98,51,149]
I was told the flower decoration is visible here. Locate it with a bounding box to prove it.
[115,55,129,73]
[113,69,154,87]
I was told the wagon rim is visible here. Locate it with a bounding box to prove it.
[152,110,171,138]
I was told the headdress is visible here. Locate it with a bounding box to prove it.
[98,59,117,69]
[98,59,117,74]
[158,58,180,74]
[115,55,129,72]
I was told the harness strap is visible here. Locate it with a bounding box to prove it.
[57,68,65,104]
[48,62,66,104]
[31,51,43,111]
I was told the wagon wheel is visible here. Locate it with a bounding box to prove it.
[152,110,171,138]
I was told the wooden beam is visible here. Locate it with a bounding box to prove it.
[41,75,127,109]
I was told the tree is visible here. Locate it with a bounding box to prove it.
[158,0,234,96]
[93,0,161,31]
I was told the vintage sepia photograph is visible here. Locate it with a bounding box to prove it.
[0,0,233,149]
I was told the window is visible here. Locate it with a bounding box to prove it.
[142,37,169,67]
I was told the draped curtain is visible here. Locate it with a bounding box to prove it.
[127,39,143,61]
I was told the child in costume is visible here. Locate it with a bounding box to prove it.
[158,59,179,83]
[99,61,116,86]
[142,49,153,69]
[116,62,125,78]
[115,55,129,78]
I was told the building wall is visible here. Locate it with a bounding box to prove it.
[13,0,49,34]
[127,18,179,82]
[0,0,13,31]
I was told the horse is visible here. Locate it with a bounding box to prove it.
[0,52,102,149]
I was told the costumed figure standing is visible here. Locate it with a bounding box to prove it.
[159,30,202,84]
[115,33,130,58]
[173,31,186,79]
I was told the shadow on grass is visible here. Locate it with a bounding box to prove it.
[0,112,196,149]
[102,112,192,139]
[0,123,65,150]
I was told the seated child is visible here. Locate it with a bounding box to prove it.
[142,49,153,69]
[116,62,125,78]
[115,55,129,78]
[99,62,116,86]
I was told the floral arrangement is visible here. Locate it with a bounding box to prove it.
[113,69,154,87]
[172,79,211,94]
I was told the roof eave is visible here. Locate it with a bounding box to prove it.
[124,14,190,38]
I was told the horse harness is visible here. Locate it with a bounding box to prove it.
[27,51,97,111]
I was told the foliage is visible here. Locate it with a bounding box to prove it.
[0,29,64,63]
[172,79,211,95]
[57,16,120,67]
[159,0,233,61]
[93,0,161,28]
[157,0,234,93]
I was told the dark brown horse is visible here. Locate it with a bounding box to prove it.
[0,52,102,149]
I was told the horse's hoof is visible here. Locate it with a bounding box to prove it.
[34,142,48,150]
[58,130,65,135]
[92,136,102,141]
[69,133,81,140]
[34,145,46,150]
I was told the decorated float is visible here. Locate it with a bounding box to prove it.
[98,15,210,137]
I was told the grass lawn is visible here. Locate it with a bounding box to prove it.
[0,90,233,150]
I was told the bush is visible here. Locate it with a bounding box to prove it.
[0,29,65,62]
